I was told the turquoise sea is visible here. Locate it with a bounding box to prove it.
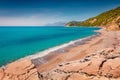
[0,26,99,66]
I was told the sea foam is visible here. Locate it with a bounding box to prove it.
[23,32,100,60]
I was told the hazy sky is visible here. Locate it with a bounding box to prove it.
[0,0,120,26]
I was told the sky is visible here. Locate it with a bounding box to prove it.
[0,0,120,26]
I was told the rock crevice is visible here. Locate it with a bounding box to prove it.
[40,48,120,80]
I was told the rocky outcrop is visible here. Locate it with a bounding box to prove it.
[0,48,120,80]
[105,16,120,31]
[40,48,120,80]
[0,59,39,80]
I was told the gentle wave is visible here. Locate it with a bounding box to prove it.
[21,32,100,60]
[1,32,100,68]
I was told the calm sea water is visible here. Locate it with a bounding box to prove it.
[0,26,99,66]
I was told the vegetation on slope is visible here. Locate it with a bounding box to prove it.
[66,7,120,30]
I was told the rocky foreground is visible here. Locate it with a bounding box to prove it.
[1,48,120,80]
[0,59,39,80]
[39,48,120,80]
[1,30,120,80]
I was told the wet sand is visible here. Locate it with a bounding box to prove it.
[1,29,120,80]
[36,29,120,73]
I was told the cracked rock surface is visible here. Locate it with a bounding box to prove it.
[39,48,120,80]
[0,59,39,80]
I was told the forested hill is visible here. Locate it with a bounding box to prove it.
[66,7,120,30]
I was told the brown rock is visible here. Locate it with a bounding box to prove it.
[68,73,91,80]
[40,48,120,80]
[59,61,91,72]
[5,59,33,75]
[81,58,105,76]
[92,77,109,80]
[1,59,39,80]
[0,68,4,80]
[101,58,120,78]
[106,23,120,31]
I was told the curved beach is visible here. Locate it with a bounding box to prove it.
[1,28,100,68]
[24,31,100,59]
[36,29,120,73]
[1,29,120,80]
[0,0,119,79]
[0,27,99,67]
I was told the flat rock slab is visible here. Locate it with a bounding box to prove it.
[0,59,39,80]
[40,48,120,80]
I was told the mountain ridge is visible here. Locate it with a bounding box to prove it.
[66,7,120,30]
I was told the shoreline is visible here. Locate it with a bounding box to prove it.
[0,29,100,68]
[38,28,120,80]
[1,28,120,80]
[31,31,101,66]
[27,31,100,59]
[37,29,117,72]
[17,30,101,65]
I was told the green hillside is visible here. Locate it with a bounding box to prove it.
[66,7,120,30]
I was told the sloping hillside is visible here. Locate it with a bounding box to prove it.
[66,7,120,30]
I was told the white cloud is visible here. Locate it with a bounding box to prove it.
[0,17,42,26]
[0,13,68,26]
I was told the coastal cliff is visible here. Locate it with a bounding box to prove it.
[66,7,120,30]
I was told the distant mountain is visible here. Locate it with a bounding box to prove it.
[66,21,82,27]
[46,22,66,26]
[66,7,120,30]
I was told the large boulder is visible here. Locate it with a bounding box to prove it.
[0,59,39,80]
